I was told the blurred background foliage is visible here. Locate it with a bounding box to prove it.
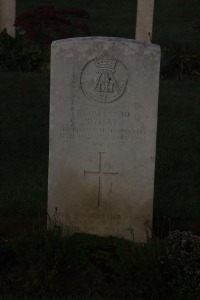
[0,0,199,78]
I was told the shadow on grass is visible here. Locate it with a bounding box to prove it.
[0,225,199,299]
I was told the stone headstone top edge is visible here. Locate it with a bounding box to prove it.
[51,36,160,52]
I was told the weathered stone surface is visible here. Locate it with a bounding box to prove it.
[0,0,16,37]
[136,0,154,41]
[48,37,160,241]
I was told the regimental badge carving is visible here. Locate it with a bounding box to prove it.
[81,53,128,103]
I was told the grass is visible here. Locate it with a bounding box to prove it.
[0,73,49,217]
[154,80,200,223]
[0,229,199,299]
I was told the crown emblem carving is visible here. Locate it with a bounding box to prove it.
[95,53,117,71]
[81,52,128,103]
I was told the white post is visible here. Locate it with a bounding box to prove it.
[0,0,16,38]
[135,0,154,42]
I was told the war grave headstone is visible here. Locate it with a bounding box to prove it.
[136,0,154,41]
[48,36,160,242]
[0,0,16,37]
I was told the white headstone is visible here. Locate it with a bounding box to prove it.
[48,37,160,242]
[136,0,154,41]
[0,0,16,38]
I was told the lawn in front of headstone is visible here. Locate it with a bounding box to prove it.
[0,226,199,298]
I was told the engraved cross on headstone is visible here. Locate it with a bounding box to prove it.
[84,152,118,208]
[135,0,154,41]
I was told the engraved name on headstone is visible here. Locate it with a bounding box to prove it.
[48,37,160,241]
[136,0,154,41]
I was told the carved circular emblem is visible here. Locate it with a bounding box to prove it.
[81,53,128,104]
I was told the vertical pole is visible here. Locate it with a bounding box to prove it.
[0,0,16,38]
[135,0,154,42]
